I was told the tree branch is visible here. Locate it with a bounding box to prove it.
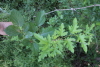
[45,4,100,15]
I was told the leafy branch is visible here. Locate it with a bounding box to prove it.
[34,18,95,61]
[4,10,95,62]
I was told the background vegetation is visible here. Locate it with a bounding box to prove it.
[0,0,100,67]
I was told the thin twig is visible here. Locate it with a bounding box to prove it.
[45,4,100,15]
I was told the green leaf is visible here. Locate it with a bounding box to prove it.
[18,33,23,39]
[22,22,29,33]
[22,39,30,46]
[22,39,33,49]
[41,26,55,37]
[96,22,100,25]
[52,30,59,39]
[38,52,47,62]
[25,31,33,38]
[65,38,75,53]
[29,22,38,32]
[56,50,62,54]
[11,36,19,41]
[47,34,51,43]
[33,43,39,55]
[82,43,87,53]
[35,10,45,26]
[9,9,24,26]
[4,25,20,36]
[69,18,82,34]
[78,34,88,53]
[58,23,68,36]
[85,24,95,34]
[73,18,77,24]
[47,16,58,25]
[34,33,47,45]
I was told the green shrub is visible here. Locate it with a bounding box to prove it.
[0,10,95,67]
[0,0,100,67]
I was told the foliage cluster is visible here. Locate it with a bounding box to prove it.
[0,0,100,67]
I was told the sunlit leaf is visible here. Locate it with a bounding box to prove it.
[34,33,47,45]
